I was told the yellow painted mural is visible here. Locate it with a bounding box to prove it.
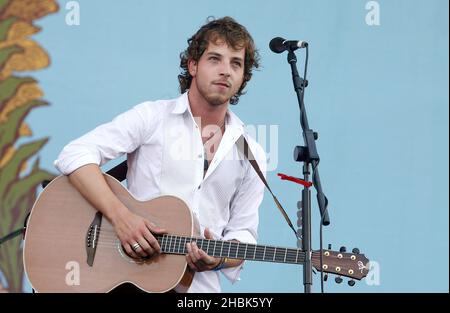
[0,0,59,292]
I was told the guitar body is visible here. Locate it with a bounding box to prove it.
[23,174,198,293]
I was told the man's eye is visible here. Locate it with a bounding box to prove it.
[233,62,242,67]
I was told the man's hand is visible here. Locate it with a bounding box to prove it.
[186,228,222,272]
[112,208,167,259]
[67,164,167,259]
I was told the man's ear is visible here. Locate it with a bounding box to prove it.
[188,59,197,77]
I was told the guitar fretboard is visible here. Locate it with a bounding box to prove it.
[155,234,305,265]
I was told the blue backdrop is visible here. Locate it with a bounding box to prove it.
[13,0,449,292]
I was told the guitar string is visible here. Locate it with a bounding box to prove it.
[94,232,323,258]
[92,232,307,257]
[90,240,348,266]
[94,239,306,255]
[92,244,307,264]
[87,232,354,269]
[91,237,310,262]
[90,231,351,263]
[89,241,355,275]
[95,234,306,254]
[94,230,357,257]
[95,234,321,257]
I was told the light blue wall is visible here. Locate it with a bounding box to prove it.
[18,0,448,292]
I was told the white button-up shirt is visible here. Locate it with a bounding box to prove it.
[54,92,266,293]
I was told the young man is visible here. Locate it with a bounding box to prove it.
[54,16,266,293]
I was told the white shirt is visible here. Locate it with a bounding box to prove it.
[54,92,267,293]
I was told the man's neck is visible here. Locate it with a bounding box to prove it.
[187,89,228,128]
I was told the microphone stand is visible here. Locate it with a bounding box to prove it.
[286,47,330,293]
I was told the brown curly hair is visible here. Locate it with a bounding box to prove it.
[179,16,260,105]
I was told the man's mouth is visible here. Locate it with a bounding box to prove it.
[213,81,231,88]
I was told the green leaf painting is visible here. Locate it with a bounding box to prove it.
[0,0,58,292]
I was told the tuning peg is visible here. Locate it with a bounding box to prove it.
[352,247,360,254]
[339,246,346,253]
[348,279,356,287]
[335,276,343,284]
[323,274,328,282]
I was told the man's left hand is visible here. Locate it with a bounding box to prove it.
[185,228,222,272]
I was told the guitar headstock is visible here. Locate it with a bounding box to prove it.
[312,247,370,281]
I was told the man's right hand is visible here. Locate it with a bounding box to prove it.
[67,164,167,259]
[112,208,167,259]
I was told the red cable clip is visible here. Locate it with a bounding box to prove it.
[277,173,313,188]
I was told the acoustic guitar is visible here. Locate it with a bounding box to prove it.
[23,174,370,292]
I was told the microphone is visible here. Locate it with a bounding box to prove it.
[269,37,308,53]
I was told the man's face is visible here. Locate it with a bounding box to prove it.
[189,40,245,106]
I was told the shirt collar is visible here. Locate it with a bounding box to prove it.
[171,92,190,114]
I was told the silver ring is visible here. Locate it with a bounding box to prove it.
[131,243,141,251]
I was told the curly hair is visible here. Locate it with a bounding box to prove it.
[178,16,260,105]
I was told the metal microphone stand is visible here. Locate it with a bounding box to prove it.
[285,47,330,293]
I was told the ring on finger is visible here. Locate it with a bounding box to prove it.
[131,242,141,251]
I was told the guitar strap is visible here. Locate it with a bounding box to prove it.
[235,135,297,235]
[105,134,297,235]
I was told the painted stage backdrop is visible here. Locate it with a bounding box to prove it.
[0,0,58,292]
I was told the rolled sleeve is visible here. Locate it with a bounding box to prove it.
[54,103,153,175]
[54,152,101,176]
[220,141,267,284]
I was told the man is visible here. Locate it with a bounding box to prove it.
[54,16,266,293]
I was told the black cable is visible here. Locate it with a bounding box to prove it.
[312,159,328,293]
[0,228,24,245]
[320,212,325,293]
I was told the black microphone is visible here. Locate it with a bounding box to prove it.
[269,37,308,53]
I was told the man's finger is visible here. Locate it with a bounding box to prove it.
[204,228,214,239]
[186,254,200,272]
[136,239,151,257]
[187,243,197,263]
[192,242,203,261]
[142,227,161,253]
[125,244,139,259]
[145,220,167,234]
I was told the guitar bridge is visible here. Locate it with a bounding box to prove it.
[85,212,102,266]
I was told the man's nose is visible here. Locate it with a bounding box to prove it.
[218,61,231,77]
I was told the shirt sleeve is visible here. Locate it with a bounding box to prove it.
[54,102,155,175]
[220,140,267,283]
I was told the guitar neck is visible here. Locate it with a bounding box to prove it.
[156,235,306,265]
